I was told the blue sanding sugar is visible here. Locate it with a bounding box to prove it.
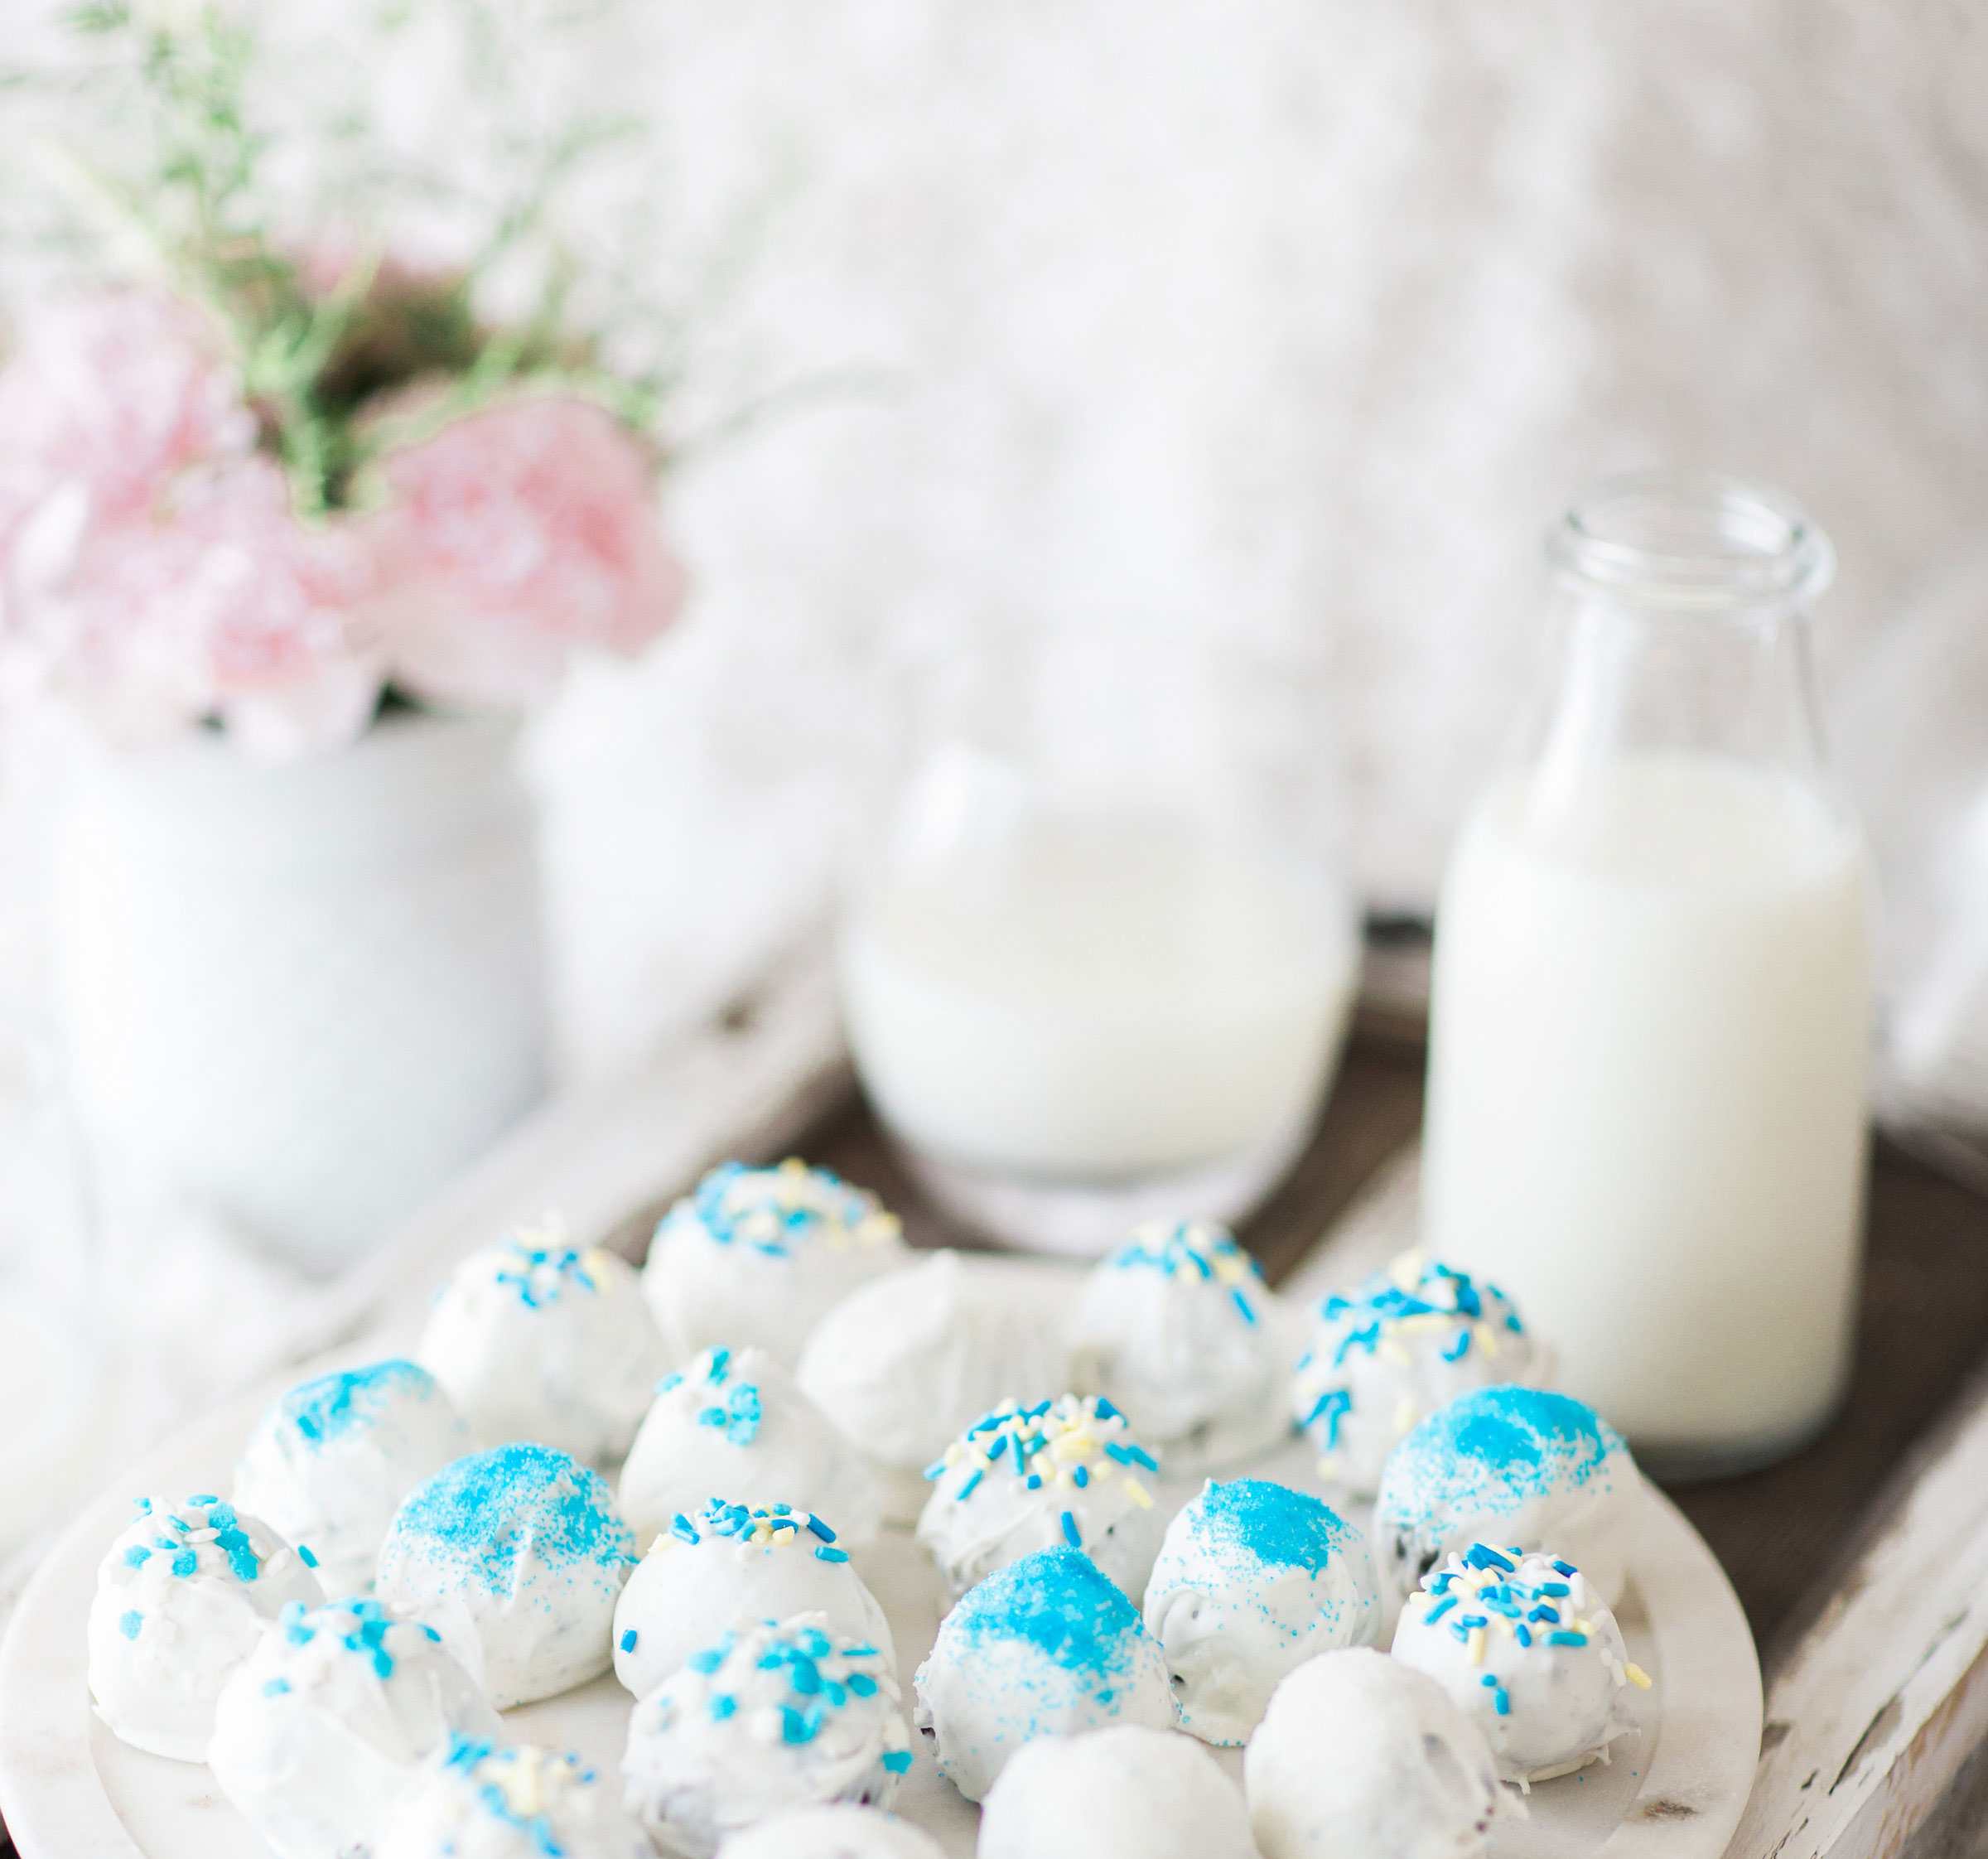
[945,1546,1149,1677]
[1171,1477,1357,1577]
[1382,1386,1626,1523]
[387,1442,636,1589]
[273,1360,439,1449]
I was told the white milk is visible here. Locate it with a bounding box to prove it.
[840,813,1358,1184]
[1421,753,1871,1463]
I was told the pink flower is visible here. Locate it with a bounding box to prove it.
[0,291,255,562]
[364,393,684,708]
[31,456,383,760]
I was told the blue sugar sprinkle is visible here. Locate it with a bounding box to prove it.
[956,1470,982,1502]
[1516,1624,1532,1647]
[709,1694,736,1721]
[986,1433,1009,1461]
[1093,1398,1119,1420]
[806,1514,836,1543]
[1072,1465,1089,1490]
[1026,1474,1042,1490]
[1548,1630,1590,1647]
[946,1547,1149,1678]
[123,1546,150,1568]
[672,1514,700,1544]
[1060,1511,1082,1547]
[1537,1581,1571,1596]
[686,1644,727,1675]
[621,1630,638,1653]
[1493,1687,1511,1717]
[1553,1559,1577,1577]
[1232,1287,1257,1325]
[1528,1606,1560,1624]
[780,1706,816,1744]
[788,1657,822,1696]
[118,1610,142,1640]
[1426,1596,1457,1624]
[847,1672,877,1697]
[922,1460,947,1482]
[383,1443,637,1595]
[298,1546,319,1570]
[1379,1386,1625,1523]
[881,1750,913,1774]
[708,1348,731,1382]
[1440,1330,1473,1362]
[267,1360,440,1451]
[189,1494,218,1505]
[1164,1478,1358,1579]
[171,1551,197,1578]
[1481,1673,1497,1686]
[263,1678,290,1697]
[815,1547,849,1563]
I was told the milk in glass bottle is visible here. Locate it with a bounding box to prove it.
[1421,472,1870,1477]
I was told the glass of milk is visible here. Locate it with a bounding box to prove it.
[1421,471,1871,1479]
[838,625,1361,1254]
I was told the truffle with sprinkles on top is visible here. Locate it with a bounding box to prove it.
[372,1733,649,1859]
[374,1441,638,1708]
[620,1344,881,1552]
[1069,1219,1295,1475]
[612,1496,893,1700]
[207,1596,499,1859]
[418,1220,670,1464]
[915,1393,1169,1603]
[1291,1249,1542,1498]
[620,1610,914,1859]
[911,1544,1177,1803]
[87,1494,325,1763]
[1372,1383,1639,1603]
[234,1358,470,1600]
[642,1160,909,1369]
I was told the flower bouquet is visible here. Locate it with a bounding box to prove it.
[2,2,695,1270]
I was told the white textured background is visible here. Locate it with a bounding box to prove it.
[8,0,1988,1074]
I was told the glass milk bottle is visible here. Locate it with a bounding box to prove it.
[838,624,1361,1255]
[1421,472,1871,1477]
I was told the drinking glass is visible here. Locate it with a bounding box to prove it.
[838,623,1360,1254]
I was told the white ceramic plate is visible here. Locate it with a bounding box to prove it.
[0,1260,1760,1859]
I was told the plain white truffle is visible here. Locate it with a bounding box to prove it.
[643,1160,909,1369]
[911,1546,1176,1804]
[614,1498,893,1699]
[977,1725,1256,1859]
[1372,1386,1639,1604]
[1391,1546,1648,1784]
[234,1358,470,1600]
[1142,1478,1382,1746]
[373,1736,649,1859]
[797,1251,1068,1523]
[417,1228,669,1464]
[1290,1252,1542,1499]
[86,1495,324,1762]
[1069,1220,1293,1474]
[622,1612,913,1859]
[208,1597,500,1859]
[375,1442,638,1707]
[715,1804,944,1858]
[620,1345,882,1552]
[1245,1649,1522,1859]
[915,1394,1166,1602]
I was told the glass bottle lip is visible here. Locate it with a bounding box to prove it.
[1546,469,1835,613]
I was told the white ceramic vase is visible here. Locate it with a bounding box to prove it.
[50,710,550,1276]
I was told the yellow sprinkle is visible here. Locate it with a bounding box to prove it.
[1315,1456,1339,1480]
[1379,1340,1415,1369]
[1396,1312,1453,1335]
[1393,1396,1418,1433]
[1467,1627,1485,1665]
[1122,1478,1154,1509]
[1389,1249,1426,1292]
[581,1247,615,1277]
[1576,1620,1590,1634]
[1625,1663,1652,1690]
[1479,1324,1500,1361]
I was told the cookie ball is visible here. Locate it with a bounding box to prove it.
[915,1395,1166,1602]
[1244,1649,1520,1859]
[1069,1220,1291,1474]
[1373,1386,1638,1602]
[613,1498,892,1700]
[620,1345,881,1552]
[713,1804,943,1857]
[797,1251,1069,1523]
[1391,1544,1649,1784]
[1290,1252,1541,1498]
[372,1736,649,1859]
[978,1724,1256,1859]
[642,1161,908,1368]
[234,1359,470,1600]
[208,1597,499,1859]
[1141,1478,1382,1746]
[418,1227,668,1464]
[621,1612,912,1859]
[911,1545,1175,1803]
[376,1443,637,1707]
[87,1494,324,1761]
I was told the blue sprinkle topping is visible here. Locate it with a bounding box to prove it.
[709,1693,736,1721]
[298,1545,319,1570]
[621,1630,638,1653]
[263,1360,442,1451]
[1060,1510,1082,1547]
[171,1550,197,1577]
[263,1678,290,1697]
[943,1546,1151,1678]
[807,1515,836,1543]
[118,1610,142,1640]
[1156,1477,1361,1580]
[815,1546,849,1562]
[123,1545,150,1568]
[882,1750,913,1774]
[1548,1630,1590,1647]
